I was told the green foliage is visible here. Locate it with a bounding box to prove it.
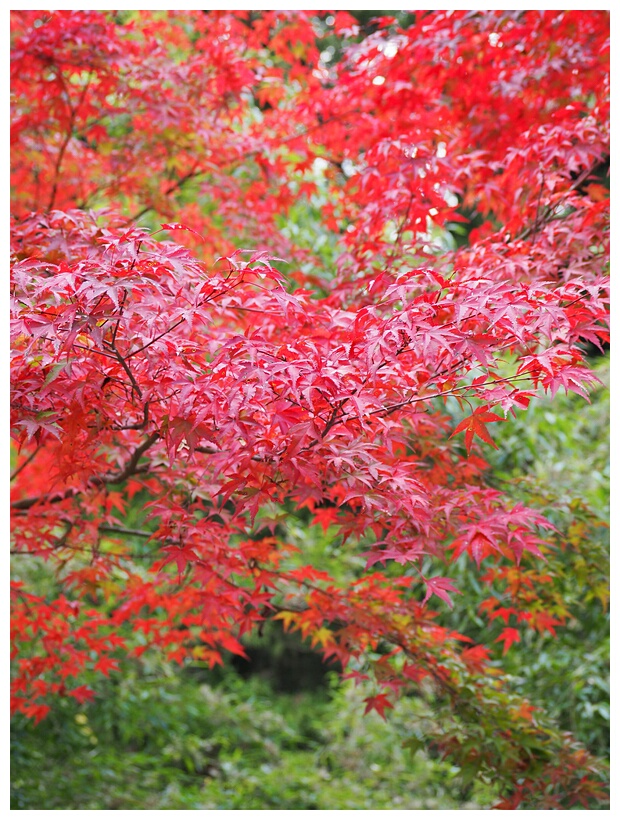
[11,665,492,810]
[491,356,609,517]
[436,356,609,761]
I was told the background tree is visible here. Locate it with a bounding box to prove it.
[11,10,609,809]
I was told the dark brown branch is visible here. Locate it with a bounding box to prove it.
[126,318,185,360]
[98,526,155,538]
[47,71,92,211]
[115,402,150,431]
[11,432,159,510]
[126,165,205,224]
[107,342,142,399]
[10,445,42,481]
[11,488,79,511]
[104,431,159,484]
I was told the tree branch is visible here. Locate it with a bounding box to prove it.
[104,431,159,484]
[10,445,42,482]
[11,432,160,510]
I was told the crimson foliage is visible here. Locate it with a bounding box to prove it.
[10,10,609,807]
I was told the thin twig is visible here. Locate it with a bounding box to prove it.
[10,445,42,481]
[106,342,142,399]
[515,160,605,243]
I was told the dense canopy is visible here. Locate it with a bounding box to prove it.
[10,10,609,808]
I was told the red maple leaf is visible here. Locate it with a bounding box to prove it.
[495,627,521,655]
[450,406,504,454]
[422,576,461,608]
[363,693,394,720]
[94,656,120,677]
[67,685,96,705]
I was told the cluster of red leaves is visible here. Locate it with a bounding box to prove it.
[11,10,608,808]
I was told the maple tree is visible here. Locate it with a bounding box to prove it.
[10,10,609,808]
